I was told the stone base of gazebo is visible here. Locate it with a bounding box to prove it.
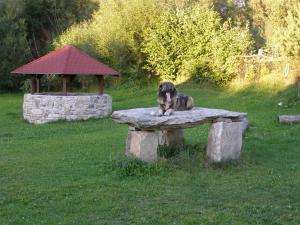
[23,93,112,124]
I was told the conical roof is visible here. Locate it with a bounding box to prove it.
[11,45,119,76]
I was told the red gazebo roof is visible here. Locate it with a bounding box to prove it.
[11,45,120,76]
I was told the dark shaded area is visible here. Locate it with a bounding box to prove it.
[0,0,99,92]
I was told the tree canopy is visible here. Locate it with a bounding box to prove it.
[1,0,300,91]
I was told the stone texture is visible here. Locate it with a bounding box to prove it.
[157,129,184,146]
[278,115,300,124]
[126,128,159,162]
[207,121,243,162]
[113,107,247,162]
[241,117,249,135]
[112,107,247,130]
[125,127,184,161]
[23,93,112,124]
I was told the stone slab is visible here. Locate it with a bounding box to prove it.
[207,121,243,162]
[111,107,247,130]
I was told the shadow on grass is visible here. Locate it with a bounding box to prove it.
[160,143,256,171]
[105,143,256,178]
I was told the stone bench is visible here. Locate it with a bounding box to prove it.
[111,107,247,162]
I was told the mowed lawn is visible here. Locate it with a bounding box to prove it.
[0,83,300,225]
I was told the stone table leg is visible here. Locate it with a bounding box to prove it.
[126,127,159,162]
[207,121,243,162]
[126,127,184,162]
[158,129,184,146]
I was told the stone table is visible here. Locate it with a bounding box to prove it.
[111,107,247,162]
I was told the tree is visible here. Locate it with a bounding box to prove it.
[23,0,99,57]
[0,0,31,92]
[142,5,254,85]
[54,0,170,80]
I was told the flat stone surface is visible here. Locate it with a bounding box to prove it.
[112,107,247,130]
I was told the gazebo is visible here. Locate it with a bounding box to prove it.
[11,45,120,124]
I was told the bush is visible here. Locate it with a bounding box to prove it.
[142,5,254,85]
[274,4,300,58]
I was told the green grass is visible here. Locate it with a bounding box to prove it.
[1,83,300,225]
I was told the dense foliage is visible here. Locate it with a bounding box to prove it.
[142,5,253,84]
[0,1,31,92]
[23,0,98,57]
[0,0,98,92]
[54,0,172,80]
[55,1,254,85]
[247,0,300,57]
[1,0,300,91]
[273,4,300,58]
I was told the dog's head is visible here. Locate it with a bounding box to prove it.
[158,82,177,101]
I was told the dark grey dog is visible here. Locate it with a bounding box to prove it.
[157,82,193,116]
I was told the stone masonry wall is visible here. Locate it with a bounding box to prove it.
[23,93,112,124]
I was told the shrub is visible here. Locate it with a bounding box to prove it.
[274,4,300,58]
[142,5,254,85]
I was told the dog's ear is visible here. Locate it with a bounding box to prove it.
[159,84,163,93]
[158,84,163,96]
[172,85,177,94]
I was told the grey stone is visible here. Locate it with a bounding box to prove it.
[111,107,247,130]
[125,127,184,162]
[126,128,159,162]
[157,129,184,146]
[31,108,43,115]
[207,121,243,162]
[241,117,249,135]
[23,93,112,124]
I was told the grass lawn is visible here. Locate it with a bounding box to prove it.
[1,83,300,224]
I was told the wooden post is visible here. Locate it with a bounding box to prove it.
[36,75,41,93]
[62,75,67,96]
[97,75,104,95]
[62,75,73,95]
[31,75,37,94]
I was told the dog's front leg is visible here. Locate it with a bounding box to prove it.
[157,108,164,116]
[164,108,174,116]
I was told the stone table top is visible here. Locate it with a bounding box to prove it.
[111,107,247,130]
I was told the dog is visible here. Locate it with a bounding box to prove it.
[157,82,193,116]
